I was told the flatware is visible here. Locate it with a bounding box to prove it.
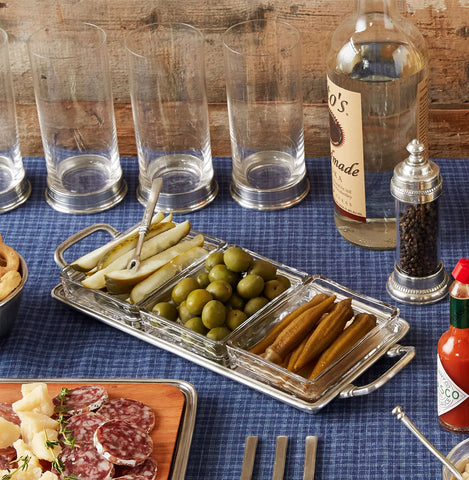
[127,177,163,271]
[240,435,258,480]
[272,436,288,480]
[303,436,318,480]
[392,406,463,480]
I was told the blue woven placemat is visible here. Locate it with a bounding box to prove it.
[1,156,468,479]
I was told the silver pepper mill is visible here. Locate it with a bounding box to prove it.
[386,139,450,304]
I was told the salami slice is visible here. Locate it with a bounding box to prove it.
[56,445,114,480]
[64,412,107,446]
[53,385,109,416]
[94,419,153,467]
[113,476,148,480]
[0,402,20,425]
[97,398,155,433]
[0,446,16,470]
[114,457,157,480]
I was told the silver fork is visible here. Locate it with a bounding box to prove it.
[240,436,318,480]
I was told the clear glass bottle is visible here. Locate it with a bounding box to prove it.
[326,0,429,250]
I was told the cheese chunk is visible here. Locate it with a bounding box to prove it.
[0,467,43,480]
[21,383,48,397]
[13,439,42,470]
[31,429,61,462]
[0,416,21,448]
[17,412,58,447]
[13,384,55,417]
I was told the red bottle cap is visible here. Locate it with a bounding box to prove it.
[452,258,469,284]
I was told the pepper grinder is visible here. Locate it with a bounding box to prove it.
[386,139,451,304]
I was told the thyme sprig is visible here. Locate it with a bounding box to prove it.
[1,455,30,480]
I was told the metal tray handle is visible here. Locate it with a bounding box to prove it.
[54,223,120,268]
[339,344,415,398]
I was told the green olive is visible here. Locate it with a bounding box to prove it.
[206,280,232,303]
[152,301,178,322]
[226,292,245,310]
[248,259,277,281]
[244,296,269,317]
[236,274,265,299]
[205,251,225,270]
[185,288,213,315]
[178,301,196,323]
[263,279,288,300]
[276,274,291,290]
[196,271,210,289]
[206,326,231,341]
[223,246,253,272]
[171,277,199,304]
[184,317,208,335]
[226,309,248,331]
[201,299,227,329]
[208,264,240,286]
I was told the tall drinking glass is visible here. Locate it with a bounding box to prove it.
[223,19,309,210]
[125,23,217,213]
[0,28,31,213]
[28,22,127,214]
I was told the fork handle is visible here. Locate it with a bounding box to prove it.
[272,436,288,480]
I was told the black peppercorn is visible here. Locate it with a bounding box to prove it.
[398,202,439,277]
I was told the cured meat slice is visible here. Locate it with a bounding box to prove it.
[113,476,148,480]
[0,402,20,425]
[64,412,107,446]
[94,419,153,467]
[97,398,155,433]
[0,446,16,470]
[56,445,114,480]
[114,457,157,480]
[53,385,109,416]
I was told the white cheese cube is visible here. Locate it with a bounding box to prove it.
[31,429,61,462]
[13,384,54,417]
[17,412,58,445]
[0,416,21,448]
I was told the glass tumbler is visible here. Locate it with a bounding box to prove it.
[0,28,31,213]
[28,22,127,214]
[223,19,309,210]
[125,23,218,213]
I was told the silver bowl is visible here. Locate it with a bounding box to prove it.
[0,254,28,337]
[443,437,469,480]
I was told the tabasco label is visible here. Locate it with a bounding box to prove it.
[437,355,469,416]
[327,77,366,222]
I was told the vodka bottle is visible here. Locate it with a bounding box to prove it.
[326,0,429,250]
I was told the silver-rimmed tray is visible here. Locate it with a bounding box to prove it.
[0,378,197,480]
[52,284,414,414]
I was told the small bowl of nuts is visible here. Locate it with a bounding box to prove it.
[443,438,469,480]
[0,235,28,337]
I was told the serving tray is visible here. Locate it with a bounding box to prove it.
[52,285,414,414]
[0,378,197,480]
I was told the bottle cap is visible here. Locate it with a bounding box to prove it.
[391,139,442,204]
[452,258,469,284]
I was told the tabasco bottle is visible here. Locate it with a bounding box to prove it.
[437,258,469,433]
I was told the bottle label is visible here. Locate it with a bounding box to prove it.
[327,76,366,222]
[450,297,469,329]
[437,355,469,416]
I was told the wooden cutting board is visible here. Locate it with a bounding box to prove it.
[0,380,187,480]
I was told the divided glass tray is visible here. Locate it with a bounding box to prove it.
[53,222,415,413]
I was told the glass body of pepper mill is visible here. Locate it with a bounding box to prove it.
[386,139,451,304]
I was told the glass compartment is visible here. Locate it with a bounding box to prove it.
[226,276,401,401]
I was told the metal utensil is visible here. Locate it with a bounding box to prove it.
[127,177,163,271]
[392,406,464,480]
[272,436,288,480]
[303,436,318,480]
[240,436,258,480]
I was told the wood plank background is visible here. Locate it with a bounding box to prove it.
[3,0,469,158]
